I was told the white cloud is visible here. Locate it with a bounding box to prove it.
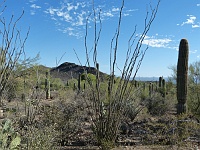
[181,15,196,26]
[190,50,197,54]
[29,0,37,3]
[56,11,72,22]
[103,11,114,17]
[29,3,41,15]
[127,9,138,12]
[51,17,57,21]
[197,4,200,6]
[44,1,137,38]
[76,15,84,26]
[67,3,74,11]
[64,14,73,22]
[123,13,129,16]
[112,8,120,12]
[59,27,82,38]
[30,10,35,15]
[178,15,200,28]
[56,11,64,17]
[45,7,58,15]
[192,24,200,28]
[31,4,41,9]
[143,35,172,48]
[66,27,74,31]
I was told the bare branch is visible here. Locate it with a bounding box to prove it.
[84,13,92,67]
[73,48,82,66]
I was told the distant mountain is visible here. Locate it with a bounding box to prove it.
[47,62,168,83]
[50,62,106,83]
[135,77,159,81]
[135,77,169,82]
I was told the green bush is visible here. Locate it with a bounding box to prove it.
[145,93,171,116]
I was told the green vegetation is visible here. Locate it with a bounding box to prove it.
[1,0,200,149]
[1,49,200,149]
[0,119,21,150]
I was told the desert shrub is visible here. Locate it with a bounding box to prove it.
[39,100,83,146]
[187,84,200,120]
[50,78,65,90]
[165,114,200,147]
[135,113,200,147]
[3,78,17,102]
[65,78,78,89]
[140,86,149,101]
[125,103,143,122]
[145,93,172,116]
[16,96,84,148]
[20,125,57,150]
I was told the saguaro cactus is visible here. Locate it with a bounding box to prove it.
[45,71,51,99]
[177,39,189,114]
[143,82,146,90]
[159,76,163,88]
[149,82,152,97]
[78,73,81,91]
[162,79,166,98]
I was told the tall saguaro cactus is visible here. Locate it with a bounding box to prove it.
[177,39,189,114]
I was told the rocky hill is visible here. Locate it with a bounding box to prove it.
[50,62,106,83]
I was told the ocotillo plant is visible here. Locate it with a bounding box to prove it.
[45,71,51,99]
[177,39,189,114]
[96,63,100,93]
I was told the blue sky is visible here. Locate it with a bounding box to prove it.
[2,0,200,77]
